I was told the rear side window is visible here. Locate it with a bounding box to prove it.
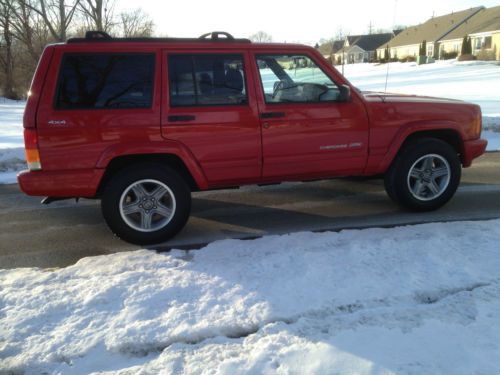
[55,53,155,109]
[168,54,247,107]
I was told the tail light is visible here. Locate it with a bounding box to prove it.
[23,128,42,170]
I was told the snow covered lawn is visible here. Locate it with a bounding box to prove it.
[343,60,500,152]
[1,220,500,374]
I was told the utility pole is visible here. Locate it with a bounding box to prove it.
[368,21,374,35]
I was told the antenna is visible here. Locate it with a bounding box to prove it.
[384,0,398,94]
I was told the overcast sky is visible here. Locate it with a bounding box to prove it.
[118,0,500,45]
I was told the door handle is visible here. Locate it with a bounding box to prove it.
[260,112,285,119]
[168,115,196,122]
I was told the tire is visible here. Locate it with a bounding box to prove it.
[101,163,191,245]
[384,138,461,211]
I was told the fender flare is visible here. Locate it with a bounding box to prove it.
[377,120,466,173]
[95,140,209,190]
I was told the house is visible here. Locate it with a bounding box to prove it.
[376,7,484,60]
[437,6,500,60]
[330,40,345,64]
[332,33,394,64]
[316,40,344,62]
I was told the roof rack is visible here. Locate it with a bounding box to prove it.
[67,31,251,44]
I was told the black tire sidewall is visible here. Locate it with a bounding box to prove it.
[388,138,461,211]
[101,164,191,245]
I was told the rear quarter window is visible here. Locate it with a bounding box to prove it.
[55,53,155,110]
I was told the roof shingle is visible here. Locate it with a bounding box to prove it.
[379,7,484,49]
[443,6,500,40]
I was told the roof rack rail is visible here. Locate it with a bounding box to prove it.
[198,31,234,40]
[85,30,112,40]
[67,31,251,44]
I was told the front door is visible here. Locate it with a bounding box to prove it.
[161,50,261,186]
[252,52,369,180]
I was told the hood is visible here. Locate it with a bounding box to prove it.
[362,91,465,105]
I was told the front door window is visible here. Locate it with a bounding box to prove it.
[255,54,341,104]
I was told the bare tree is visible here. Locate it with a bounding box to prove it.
[249,30,272,43]
[0,0,16,98]
[26,0,80,41]
[8,0,49,63]
[78,0,114,31]
[118,8,153,37]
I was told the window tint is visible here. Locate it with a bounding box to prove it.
[256,55,340,104]
[56,53,155,109]
[169,54,247,106]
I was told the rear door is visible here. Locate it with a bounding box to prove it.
[251,51,369,179]
[161,50,262,186]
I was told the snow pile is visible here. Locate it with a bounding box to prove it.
[0,97,24,149]
[0,98,25,183]
[1,220,500,374]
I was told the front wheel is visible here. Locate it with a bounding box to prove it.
[101,164,191,245]
[384,138,461,211]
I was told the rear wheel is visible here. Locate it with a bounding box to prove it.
[384,138,461,211]
[101,164,191,245]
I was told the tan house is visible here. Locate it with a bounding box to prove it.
[438,6,500,60]
[376,7,484,60]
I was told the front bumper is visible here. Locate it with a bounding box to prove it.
[462,138,488,167]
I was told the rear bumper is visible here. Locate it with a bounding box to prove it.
[17,168,105,197]
[462,138,488,167]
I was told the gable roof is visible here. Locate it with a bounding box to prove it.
[349,33,394,51]
[379,7,484,49]
[443,6,500,40]
[331,40,344,54]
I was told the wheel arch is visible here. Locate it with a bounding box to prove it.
[380,125,466,174]
[96,153,203,197]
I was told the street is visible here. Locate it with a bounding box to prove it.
[1,152,500,269]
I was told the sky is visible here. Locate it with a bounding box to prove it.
[117,0,500,45]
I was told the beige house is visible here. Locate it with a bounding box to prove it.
[438,6,500,60]
[376,7,484,60]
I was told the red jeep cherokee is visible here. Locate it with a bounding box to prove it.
[17,31,487,245]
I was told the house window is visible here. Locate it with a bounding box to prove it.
[484,36,492,49]
[475,38,482,50]
[427,44,433,57]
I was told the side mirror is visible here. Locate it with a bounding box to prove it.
[338,84,351,102]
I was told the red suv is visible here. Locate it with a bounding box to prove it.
[18,31,487,244]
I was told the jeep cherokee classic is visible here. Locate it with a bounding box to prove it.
[17,31,487,245]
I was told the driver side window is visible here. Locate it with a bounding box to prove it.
[255,54,340,103]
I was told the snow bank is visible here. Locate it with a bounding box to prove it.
[0,147,25,184]
[1,220,500,374]
[0,98,26,183]
[0,98,24,149]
